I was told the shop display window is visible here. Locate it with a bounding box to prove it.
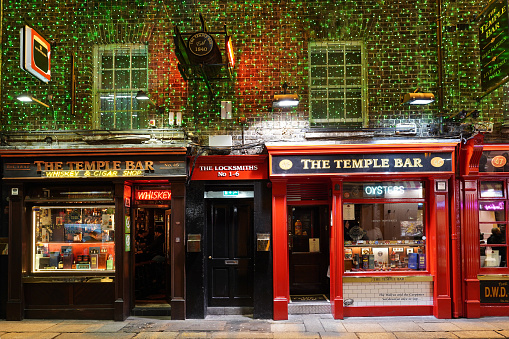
[479,181,508,269]
[32,206,115,272]
[343,181,426,272]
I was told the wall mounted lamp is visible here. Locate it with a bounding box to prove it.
[17,92,49,108]
[273,82,299,108]
[400,88,435,105]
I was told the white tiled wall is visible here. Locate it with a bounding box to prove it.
[343,281,433,306]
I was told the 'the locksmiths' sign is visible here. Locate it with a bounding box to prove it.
[190,155,268,180]
[271,152,452,175]
[481,280,509,303]
[3,157,185,179]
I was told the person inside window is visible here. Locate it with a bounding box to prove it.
[487,227,506,267]
[147,227,165,263]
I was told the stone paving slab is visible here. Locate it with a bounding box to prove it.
[416,322,463,332]
[131,332,179,339]
[356,333,397,339]
[319,333,360,339]
[42,323,104,333]
[0,333,60,339]
[319,318,347,332]
[379,321,424,332]
[302,316,324,333]
[0,320,60,332]
[177,333,209,338]
[164,320,227,332]
[52,333,136,339]
[393,332,459,339]
[452,330,506,338]
[211,332,273,338]
[272,332,320,338]
[448,319,500,331]
[342,322,386,332]
[270,323,306,332]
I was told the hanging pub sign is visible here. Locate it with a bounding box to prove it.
[479,0,509,93]
[271,152,453,175]
[20,25,51,83]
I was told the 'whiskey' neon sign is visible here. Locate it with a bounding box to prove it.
[136,190,171,201]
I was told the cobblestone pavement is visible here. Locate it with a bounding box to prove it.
[1,315,509,338]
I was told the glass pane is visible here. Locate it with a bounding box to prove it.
[346,77,361,86]
[101,70,113,89]
[101,55,113,69]
[346,65,361,77]
[311,100,327,119]
[33,206,116,272]
[345,99,362,119]
[100,95,114,111]
[290,206,323,253]
[329,90,344,99]
[343,202,426,272]
[329,77,344,86]
[115,111,132,130]
[115,93,132,111]
[481,244,507,268]
[480,181,504,198]
[346,50,361,64]
[311,66,327,79]
[329,52,344,65]
[480,224,506,245]
[344,182,425,199]
[101,112,114,130]
[115,55,130,68]
[132,70,147,89]
[311,52,326,65]
[132,54,147,68]
[329,100,343,119]
[115,70,130,89]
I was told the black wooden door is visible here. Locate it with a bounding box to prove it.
[208,200,253,307]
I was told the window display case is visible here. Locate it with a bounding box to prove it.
[479,180,508,269]
[32,206,115,273]
[343,181,427,272]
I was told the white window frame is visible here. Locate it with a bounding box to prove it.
[309,41,367,126]
[93,44,148,130]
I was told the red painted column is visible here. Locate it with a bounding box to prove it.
[272,179,289,320]
[462,179,481,318]
[330,179,344,319]
[432,178,452,318]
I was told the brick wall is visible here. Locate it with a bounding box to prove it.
[1,0,499,144]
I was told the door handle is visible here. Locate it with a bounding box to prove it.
[225,259,238,265]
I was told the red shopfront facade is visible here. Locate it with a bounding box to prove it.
[458,135,509,318]
[267,143,455,320]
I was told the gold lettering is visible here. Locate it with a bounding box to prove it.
[381,159,389,167]
[144,161,154,171]
[85,161,96,171]
[301,159,311,169]
[310,160,321,169]
[413,158,423,167]
[352,159,364,168]
[364,159,373,167]
[334,160,342,168]
[394,158,403,167]
[322,160,330,169]
[126,161,135,170]
[113,161,121,170]
[343,160,351,168]
[34,161,44,172]
[135,161,144,170]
